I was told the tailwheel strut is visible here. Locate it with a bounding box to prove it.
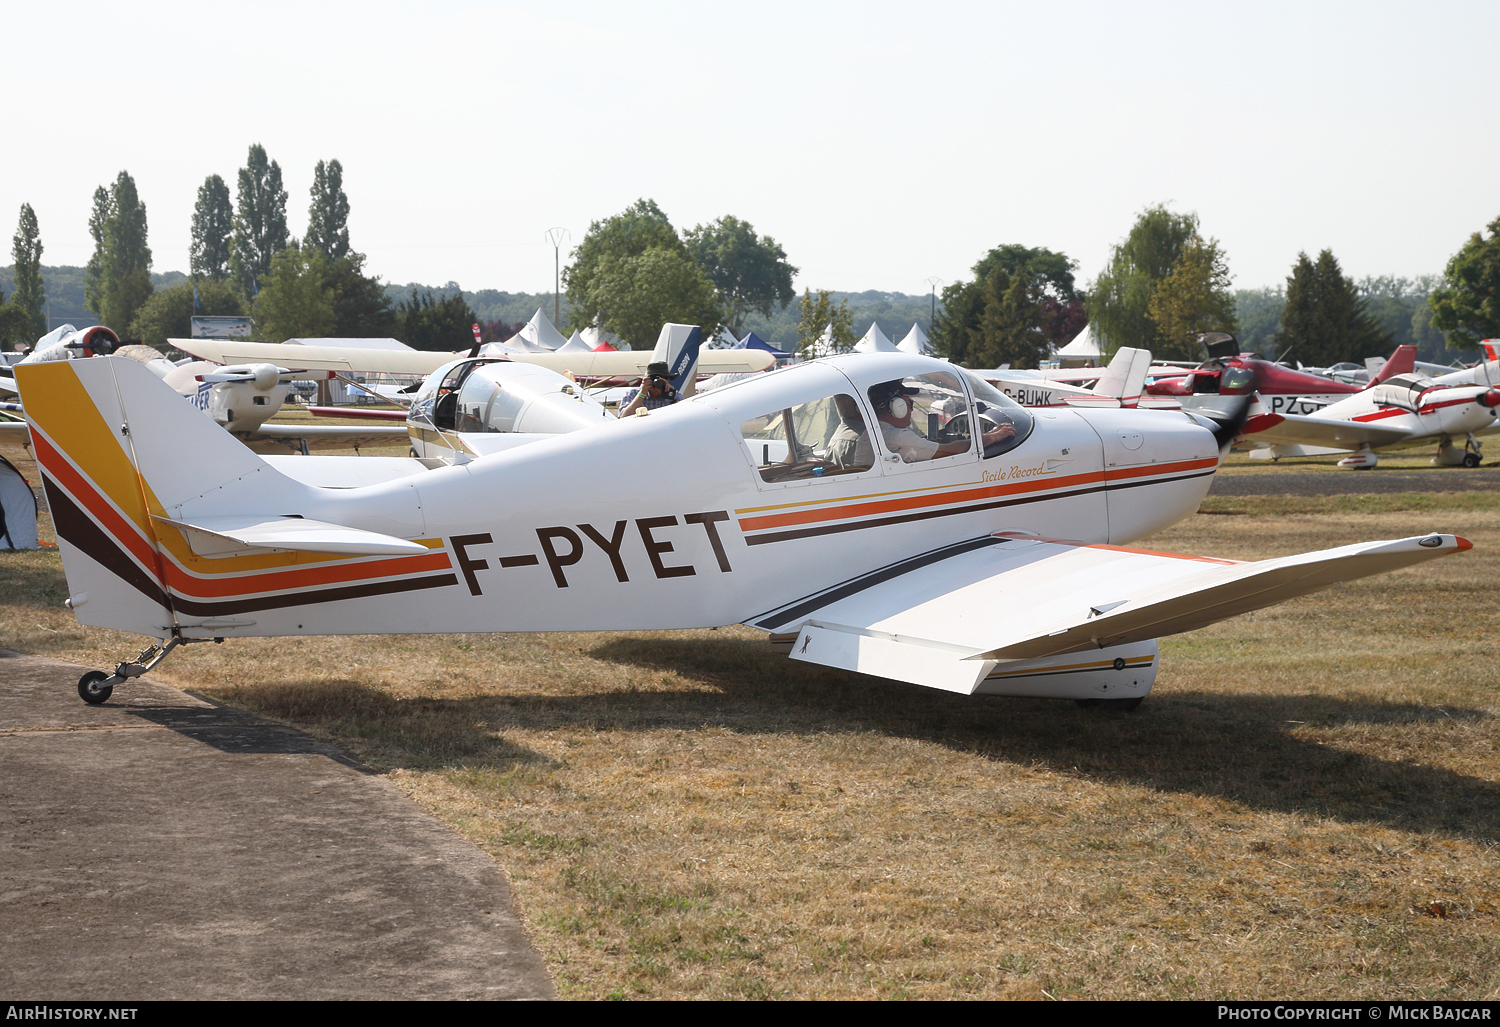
[76,634,223,705]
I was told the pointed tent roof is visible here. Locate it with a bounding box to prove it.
[557,330,593,353]
[506,307,570,351]
[581,326,622,351]
[897,323,934,356]
[732,331,795,359]
[1057,324,1102,361]
[853,321,899,354]
[712,326,740,349]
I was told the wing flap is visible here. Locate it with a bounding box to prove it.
[153,514,429,558]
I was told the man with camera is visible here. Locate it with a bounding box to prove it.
[618,361,680,417]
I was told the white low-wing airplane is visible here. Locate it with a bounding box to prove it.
[1239,371,1500,468]
[978,347,1179,410]
[17,346,1469,708]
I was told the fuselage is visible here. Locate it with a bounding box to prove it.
[67,352,1223,639]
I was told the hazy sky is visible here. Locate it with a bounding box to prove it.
[6,1,1496,297]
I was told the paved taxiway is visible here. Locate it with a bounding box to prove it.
[0,651,554,1000]
[1209,466,1500,496]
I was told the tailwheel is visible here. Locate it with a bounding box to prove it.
[78,671,114,705]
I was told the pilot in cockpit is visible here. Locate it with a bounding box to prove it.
[869,378,1014,462]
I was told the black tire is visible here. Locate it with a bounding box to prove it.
[78,670,113,705]
[1074,698,1100,709]
[1463,452,1481,468]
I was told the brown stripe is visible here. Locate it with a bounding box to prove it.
[45,478,172,611]
[170,573,461,616]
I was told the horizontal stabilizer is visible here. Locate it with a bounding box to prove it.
[153,514,429,559]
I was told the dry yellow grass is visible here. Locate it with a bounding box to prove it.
[2,437,1498,999]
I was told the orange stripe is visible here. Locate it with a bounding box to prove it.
[159,550,453,597]
[739,458,1215,533]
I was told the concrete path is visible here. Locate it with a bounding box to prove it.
[0,651,554,1000]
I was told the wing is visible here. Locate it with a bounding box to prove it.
[750,532,1469,694]
[1239,411,1411,449]
[170,340,775,376]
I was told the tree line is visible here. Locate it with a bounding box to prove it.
[927,204,1499,369]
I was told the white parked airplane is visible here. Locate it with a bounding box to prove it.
[976,347,1176,410]
[17,344,1469,708]
[1239,371,1500,468]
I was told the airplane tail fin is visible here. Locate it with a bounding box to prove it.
[1091,347,1152,405]
[651,324,703,397]
[17,357,323,637]
[1367,344,1416,387]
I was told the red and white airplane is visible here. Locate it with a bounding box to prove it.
[1238,369,1500,468]
[17,338,1469,709]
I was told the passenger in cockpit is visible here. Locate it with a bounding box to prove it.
[826,394,874,470]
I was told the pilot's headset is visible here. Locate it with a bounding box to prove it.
[874,381,914,420]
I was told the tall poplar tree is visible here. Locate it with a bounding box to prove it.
[231,144,289,297]
[190,174,234,280]
[83,186,110,318]
[305,159,350,259]
[10,203,46,339]
[84,172,154,332]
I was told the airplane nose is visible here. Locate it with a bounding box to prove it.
[1481,389,1500,408]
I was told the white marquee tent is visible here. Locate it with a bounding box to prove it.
[897,323,935,356]
[1056,324,1103,367]
[505,308,570,352]
[853,321,900,354]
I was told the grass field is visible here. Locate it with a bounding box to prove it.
[2,438,1497,1000]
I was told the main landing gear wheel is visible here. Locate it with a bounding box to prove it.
[1463,452,1481,468]
[1075,697,1144,711]
[78,671,113,705]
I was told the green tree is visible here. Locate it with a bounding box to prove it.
[306,159,350,259]
[1234,287,1286,356]
[966,267,1050,368]
[252,246,335,342]
[1429,215,1500,349]
[1086,204,1200,356]
[683,215,797,333]
[10,203,46,340]
[563,199,684,332]
[587,247,723,350]
[933,244,1080,364]
[190,174,234,280]
[128,279,247,349]
[795,288,855,356]
[232,144,289,298]
[0,286,34,349]
[326,253,396,337]
[396,289,478,351]
[1277,250,1391,367]
[1146,237,1239,360]
[83,186,110,319]
[84,172,154,334]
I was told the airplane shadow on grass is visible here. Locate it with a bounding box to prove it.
[85,633,1500,844]
[567,635,1500,843]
